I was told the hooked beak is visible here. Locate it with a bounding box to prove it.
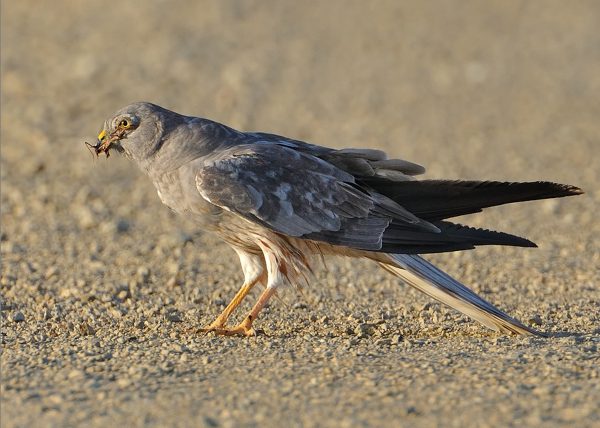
[97,129,106,143]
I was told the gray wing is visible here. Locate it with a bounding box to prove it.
[247,132,426,181]
[195,144,437,250]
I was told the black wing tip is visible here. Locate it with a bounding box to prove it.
[486,230,537,248]
[534,181,584,197]
[499,229,537,248]
[445,223,538,249]
[458,180,584,198]
[563,184,584,196]
[517,237,538,248]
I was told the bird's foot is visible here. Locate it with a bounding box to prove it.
[199,320,226,333]
[199,288,274,337]
[212,325,256,337]
[203,317,256,337]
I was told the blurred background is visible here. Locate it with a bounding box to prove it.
[3,1,598,178]
[2,1,599,427]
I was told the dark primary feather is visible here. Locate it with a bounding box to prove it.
[311,218,536,254]
[360,179,583,221]
[377,221,536,254]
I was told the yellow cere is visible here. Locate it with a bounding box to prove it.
[97,130,106,141]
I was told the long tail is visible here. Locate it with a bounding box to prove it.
[379,253,544,335]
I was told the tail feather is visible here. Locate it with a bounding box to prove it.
[380,253,544,336]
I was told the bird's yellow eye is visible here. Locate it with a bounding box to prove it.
[119,118,131,128]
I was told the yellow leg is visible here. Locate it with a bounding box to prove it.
[212,287,277,337]
[200,276,262,332]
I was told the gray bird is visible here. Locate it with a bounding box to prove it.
[90,102,582,336]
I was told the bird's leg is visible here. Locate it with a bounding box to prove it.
[200,276,261,332]
[212,287,277,337]
[200,249,265,332]
[210,243,282,337]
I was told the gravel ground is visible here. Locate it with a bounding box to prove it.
[2,1,599,427]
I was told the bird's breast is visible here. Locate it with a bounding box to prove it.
[152,168,222,229]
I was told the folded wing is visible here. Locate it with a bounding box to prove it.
[195,144,436,251]
[194,143,555,254]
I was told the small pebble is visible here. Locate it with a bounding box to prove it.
[136,266,150,282]
[166,312,182,323]
[529,315,543,326]
[115,219,130,233]
[44,266,59,279]
[67,369,85,380]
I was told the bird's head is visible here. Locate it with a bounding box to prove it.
[88,102,169,163]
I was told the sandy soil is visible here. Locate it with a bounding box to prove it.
[1,1,599,427]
